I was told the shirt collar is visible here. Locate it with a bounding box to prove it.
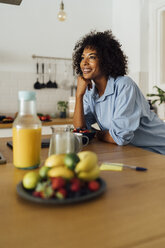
[92,77,115,102]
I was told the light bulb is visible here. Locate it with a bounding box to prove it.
[58,10,66,21]
[58,1,67,22]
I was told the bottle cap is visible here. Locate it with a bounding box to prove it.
[18,91,36,101]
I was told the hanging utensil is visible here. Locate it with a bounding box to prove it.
[34,62,41,89]
[53,63,58,88]
[46,63,53,88]
[41,63,46,88]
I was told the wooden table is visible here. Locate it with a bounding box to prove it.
[1,136,165,248]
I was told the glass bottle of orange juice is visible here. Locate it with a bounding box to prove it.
[12,91,41,169]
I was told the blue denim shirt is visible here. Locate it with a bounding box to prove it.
[83,76,165,155]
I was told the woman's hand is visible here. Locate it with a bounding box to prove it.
[76,76,93,97]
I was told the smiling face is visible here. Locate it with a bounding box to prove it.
[80,47,103,81]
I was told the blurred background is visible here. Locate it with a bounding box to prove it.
[0,0,165,117]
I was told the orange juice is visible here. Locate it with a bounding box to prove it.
[13,127,41,169]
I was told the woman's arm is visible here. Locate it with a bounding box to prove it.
[98,80,140,146]
[96,130,117,144]
[73,76,92,128]
[73,94,86,128]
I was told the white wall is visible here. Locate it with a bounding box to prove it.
[0,0,113,115]
[112,0,154,97]
[0,0,112,71]
[112,0,149,92]
[0,0,156,115]
[112,0,141,73]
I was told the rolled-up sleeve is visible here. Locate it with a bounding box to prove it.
[109,83,141,145]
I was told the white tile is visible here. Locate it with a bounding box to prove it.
[0,69,72,115]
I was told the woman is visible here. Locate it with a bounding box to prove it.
[72,30,165,155]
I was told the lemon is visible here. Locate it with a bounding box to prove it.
[23,171,40,190]
[64,153,80,170]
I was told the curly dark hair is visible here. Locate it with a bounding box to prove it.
[72,30,128,78]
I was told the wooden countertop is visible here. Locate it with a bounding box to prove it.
[1,137,165,248]
[0,118,73,129]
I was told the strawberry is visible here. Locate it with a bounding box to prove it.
[33,191,42,197]
[56,188,67,199]
[73,128,79,132]
[88,180,100,191]
[51,177,66,190]
[70,178,81,185]
[70,183,80,192]
[70,178,81,192]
